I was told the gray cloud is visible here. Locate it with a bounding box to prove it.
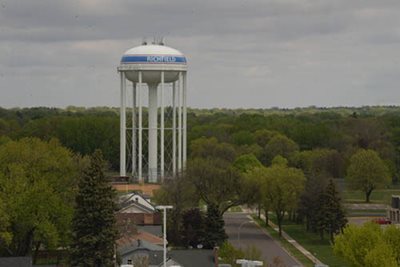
[0,0,400,108]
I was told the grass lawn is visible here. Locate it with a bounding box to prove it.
[266,214,349,267]
[341,189,400,204]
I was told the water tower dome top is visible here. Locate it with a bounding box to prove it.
[121,44,186,65]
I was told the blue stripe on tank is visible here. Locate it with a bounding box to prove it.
[121,55,187,64]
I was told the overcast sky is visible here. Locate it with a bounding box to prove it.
[0,0,400,109]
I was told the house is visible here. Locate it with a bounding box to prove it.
[388,195,400,223]
[117,192,162,238]
[117,231,164,266]
[119,192,155,213]
[117,193,161,225]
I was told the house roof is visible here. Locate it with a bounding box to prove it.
[168,250,215,267]
[118,239,163,256]
[119,201,155,214]
[117,230,164,256]
[0,257,32,267]
[118,192,156,213]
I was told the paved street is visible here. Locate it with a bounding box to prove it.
[224,212,301,267]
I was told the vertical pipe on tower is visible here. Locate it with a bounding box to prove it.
[138,71,143,183]
[120,71,126,177]
[132,82,136,178]
[148,84,158,183]
[172,82,177,176]
[178,72,182,172]
[183,72,187,169]
[160,72,165,181]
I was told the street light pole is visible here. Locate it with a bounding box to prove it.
[238,220,255,247]
[156,205,173,267]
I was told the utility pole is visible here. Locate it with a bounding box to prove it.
[156,205,173,267]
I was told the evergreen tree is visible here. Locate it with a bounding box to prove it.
[181,208,205,248]
[70,150,118,266]
[318,179,347,242]
[297,174,328,232]
[204,204,227,248]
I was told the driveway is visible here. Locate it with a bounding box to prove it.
[224,212,301,267]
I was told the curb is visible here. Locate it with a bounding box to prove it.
[243,208,325,266]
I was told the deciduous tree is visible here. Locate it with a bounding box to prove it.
[0,138,78,260]
[346,149,391,202]
[262,157,305,236]
[334,223,399,267]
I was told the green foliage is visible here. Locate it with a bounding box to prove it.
[219,242,244,266]
[261,161,306,236]
[231,130,255,146]
[190,137,236,163]
[317,179,347,242]
[0,201,11,246]
[347,149,391,202]
[204,204,227,248]
[364,243,397,267]
[153,173,198,246]
[233,154,263,173]
[334,223,400,267]
[291,148,344,178]
[180,208,205,248]
[0,138,78,258]
[298,174,329,233]
[382,226,400,264]
[187,157,250,215]
[264,134,299,165]
[70,150,118,266]
[2,106,400,179]
[219,242,263,266]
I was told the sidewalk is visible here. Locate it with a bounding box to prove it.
[243,208,325,266]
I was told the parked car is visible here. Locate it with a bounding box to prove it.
[373,218,391,225]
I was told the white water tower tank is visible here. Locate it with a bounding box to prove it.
[118,42,188,183]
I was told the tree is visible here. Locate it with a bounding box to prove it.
[316,179,347,242]
[187,158,250,215]
[364,244,397,267]
[264,134,299,165]
[180,208,205,248]
[70,150,118,266]
[382,226,400,264]
[0,201,11,249]
[233,154,263,173]
[231,130,255,146]
[262,157,305,236]
[334,223,398,267]
[245,167,270,222]
[153,173,198,246]
[291,148,344,178]
[346,149,391,202]
[0,138,78,260]
[190,137,236,163]
[297,173,328,232]
[219,242,244,266]
[204,203,227,248]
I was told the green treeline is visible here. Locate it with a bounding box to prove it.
[1,106,400,180]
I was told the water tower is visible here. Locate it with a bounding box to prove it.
[117,41,187,183]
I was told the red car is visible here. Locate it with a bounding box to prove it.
[373,218,392,225]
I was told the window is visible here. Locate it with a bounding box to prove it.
[127,259,132,264]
